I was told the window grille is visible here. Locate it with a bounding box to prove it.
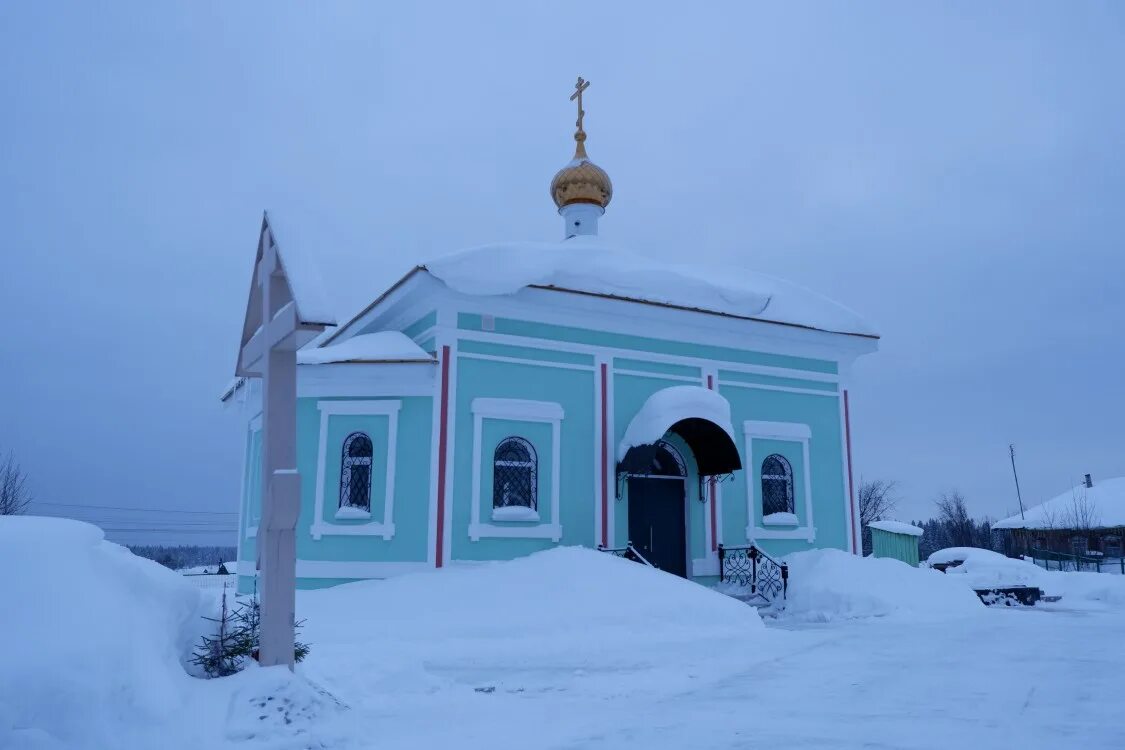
[340,432,374,511]
[493,437,537,510]
[761,454,794,516]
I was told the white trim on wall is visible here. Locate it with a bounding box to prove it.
[743,420,816,542]
[310,399,402,541]
[454,327,842,384]
[468,397,565,542]
[238,559,430,579]
[458,351,594,373]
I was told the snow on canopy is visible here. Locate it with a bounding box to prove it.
[263,210,338,327]
[617,385,736,461]
[868,520,924,537]
[424,237,876,337]
[993,477,1125,530]
[298,331,433,365]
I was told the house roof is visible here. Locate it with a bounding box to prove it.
[994,477,1125,530]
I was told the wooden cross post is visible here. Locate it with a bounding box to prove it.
[237,214,334,669]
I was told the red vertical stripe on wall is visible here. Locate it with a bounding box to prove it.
[844,390,858,555]
[434,346,451,568]
[600,363,609,548]
[706,374,718,551]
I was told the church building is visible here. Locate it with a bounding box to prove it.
[225,79,879,593]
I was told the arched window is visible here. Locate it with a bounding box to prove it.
[761,454,794,516]
[340,432,374,511]
[493,437,537,511]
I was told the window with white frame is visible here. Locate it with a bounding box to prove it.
[339,432,374,511]
[761,454,795,516]
[493,437,537,512]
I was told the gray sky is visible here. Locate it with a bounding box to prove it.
[2,2,1122,545]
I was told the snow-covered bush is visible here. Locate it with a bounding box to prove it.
[781,548,983,622]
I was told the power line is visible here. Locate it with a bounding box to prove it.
[102,528,238,534]
[33,501,236,516]
[32,512,236,528]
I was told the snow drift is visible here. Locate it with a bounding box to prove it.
[781,548,983,622]
[929,547,1125,608]
[0,517,207,749]
[298,547,765,705]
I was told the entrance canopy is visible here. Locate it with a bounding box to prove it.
[617,386,741,476]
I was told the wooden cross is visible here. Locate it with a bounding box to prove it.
[570,76,590,134]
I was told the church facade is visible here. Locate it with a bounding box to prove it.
[227,81,878,592]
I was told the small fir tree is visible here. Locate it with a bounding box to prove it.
[190,584,245,677]
[234,580,310,664]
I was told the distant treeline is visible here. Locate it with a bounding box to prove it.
[128,544,236,571]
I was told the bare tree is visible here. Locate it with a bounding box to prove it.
[1063,487,1100,530]
[0,450,33,516]
[934,490,975,548]
[858,479,898,555]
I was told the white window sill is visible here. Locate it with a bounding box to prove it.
[335,506,372,521]
[469,522,562,542]
[747,524,815,542]
[491,506,540,523]
[310,521,395,541]
[762,512,799,527]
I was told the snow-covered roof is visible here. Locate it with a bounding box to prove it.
[994,477,1125,530]
[423,237,877,338]
[869,520,923,537]
[618,386,736,461]
[263,210,338,327]
[297,332,433,365]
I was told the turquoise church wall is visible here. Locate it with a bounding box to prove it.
[450,348,596,561]
[237,301,861,592]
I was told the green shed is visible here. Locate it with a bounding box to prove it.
[868,520,923,566]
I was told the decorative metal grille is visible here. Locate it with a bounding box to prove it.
[651,441,687,477]
[761,454,794,516]
[339,432,373,510]
[597,543,654,567]
[718,544,788,602]
[493,437,537,510]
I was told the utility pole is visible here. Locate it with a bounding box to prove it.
[1009,444,1026,520]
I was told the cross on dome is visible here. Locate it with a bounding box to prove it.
[550,76,613,238]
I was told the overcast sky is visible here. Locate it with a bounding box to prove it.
[2,2,1122,545]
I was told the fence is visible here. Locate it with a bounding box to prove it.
[1027,548,1124,574]
[182,573,239,590]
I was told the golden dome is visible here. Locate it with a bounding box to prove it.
[550,139,613,210]
[551,77,612,210]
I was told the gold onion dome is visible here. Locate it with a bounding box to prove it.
[550,139,613,210]
[550,77,612,210]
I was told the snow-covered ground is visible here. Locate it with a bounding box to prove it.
[4,518,1124,749]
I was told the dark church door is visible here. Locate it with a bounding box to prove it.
[627,476,687,577]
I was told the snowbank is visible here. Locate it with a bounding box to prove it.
[868,520,923,537]
[298,331,432,365]
[781,549,983,622]
[928,547,1125,607]
[425,238,876,337]
[298,547,764,704]
[0,517,207,749]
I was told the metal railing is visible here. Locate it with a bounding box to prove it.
[597,542,655,567]
[718,544,789,602]
[1028,548,1125,574]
